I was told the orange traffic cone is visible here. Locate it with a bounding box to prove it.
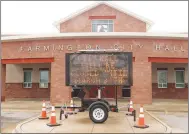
[129,100,134,112]
[68,99,74,113]
[134,105,149,128]
[38,100,49,119]
[47,106,61,127]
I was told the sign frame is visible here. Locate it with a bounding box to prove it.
[65,52,133,86]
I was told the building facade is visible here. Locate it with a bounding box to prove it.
[1,2,188,104]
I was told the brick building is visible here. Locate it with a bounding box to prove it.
[1,2,188,104]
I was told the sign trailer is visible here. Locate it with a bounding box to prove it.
[65,49,133,123]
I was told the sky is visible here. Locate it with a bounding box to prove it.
[1,1,188,34]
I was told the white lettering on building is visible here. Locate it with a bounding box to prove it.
[153,42,185,52]
[76,45,80,50]
[155,45,161,50]
[44,46,50,51]
[164,45,169,51]
[114,44,119,50]
[96,45,100,49]
[18,42,186,53]
[173,46,177,51]
[28,46,32,52]
[181,46,185,52]
[36,46,40,51]
[86,44,92,49]
[19,46,23,52]
[58,45,64,51]
[52,44,56,51]
[67,45,72,51]
[130,44,133,50]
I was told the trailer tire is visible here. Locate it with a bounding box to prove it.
[89,104,108,123]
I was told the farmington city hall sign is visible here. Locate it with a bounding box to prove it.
[18,42,186,52]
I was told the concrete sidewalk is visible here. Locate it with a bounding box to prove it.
[13,110,170,133]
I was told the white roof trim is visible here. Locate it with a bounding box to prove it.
[1,32,188,42]
[53,1,154,31]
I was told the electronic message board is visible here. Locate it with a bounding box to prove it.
[65,52,133,86]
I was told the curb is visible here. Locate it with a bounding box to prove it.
[146,109,188,113]
[12,114,40,133]
[145,110,172,133]
[12,111,51,133]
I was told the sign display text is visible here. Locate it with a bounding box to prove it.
[66,52,133,86]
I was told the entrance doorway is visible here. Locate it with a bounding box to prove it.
[122,86,131,97]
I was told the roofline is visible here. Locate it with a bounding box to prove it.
[1,32,188,42]
[53,1,154,31]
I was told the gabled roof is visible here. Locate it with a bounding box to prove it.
[53,1,154,31]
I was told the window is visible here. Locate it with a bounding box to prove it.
[92,20,113,32]
[39,70,49,88]
[175,70,185,88]
[23,70,32,88]
[157,70,167,88]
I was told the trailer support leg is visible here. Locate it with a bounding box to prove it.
[115,86,118,112]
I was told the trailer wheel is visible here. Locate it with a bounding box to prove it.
[89,104,108,123]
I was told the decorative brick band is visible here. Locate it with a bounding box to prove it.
[89,15,116,19]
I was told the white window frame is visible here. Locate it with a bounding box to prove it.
[157,70,168,88]
[175,70,185,88]
[23,70,32,88]
[39,70,49,88]
[91,19,114,32]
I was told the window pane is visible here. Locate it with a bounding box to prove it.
[163,83,167,87]
[92,20,114,32]
[158,84,162,88]
[158,71,167,83]
[97,24,108,32]
[108,24,113,32]
[100,20,109,24]
[28,83,32,88]
[23,83,27,88]
[109,20,113,24]
[39,83,48,88]
[92,20,109,24]
[24,71,31,82]
[92,24,97,32]
[92,20,98,24]
[176,71,184,83]
[176,83,185,88]
[40,71,49,83]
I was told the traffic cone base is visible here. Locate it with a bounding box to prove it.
[134,124,149,129]
[47,123,61,127]
[38,117,49,119]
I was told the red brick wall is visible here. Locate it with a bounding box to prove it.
[5,83,50,98]
[1,64,6,101]
[60,4,146,32]
[152,83,188,99]
[1,38,188,104]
